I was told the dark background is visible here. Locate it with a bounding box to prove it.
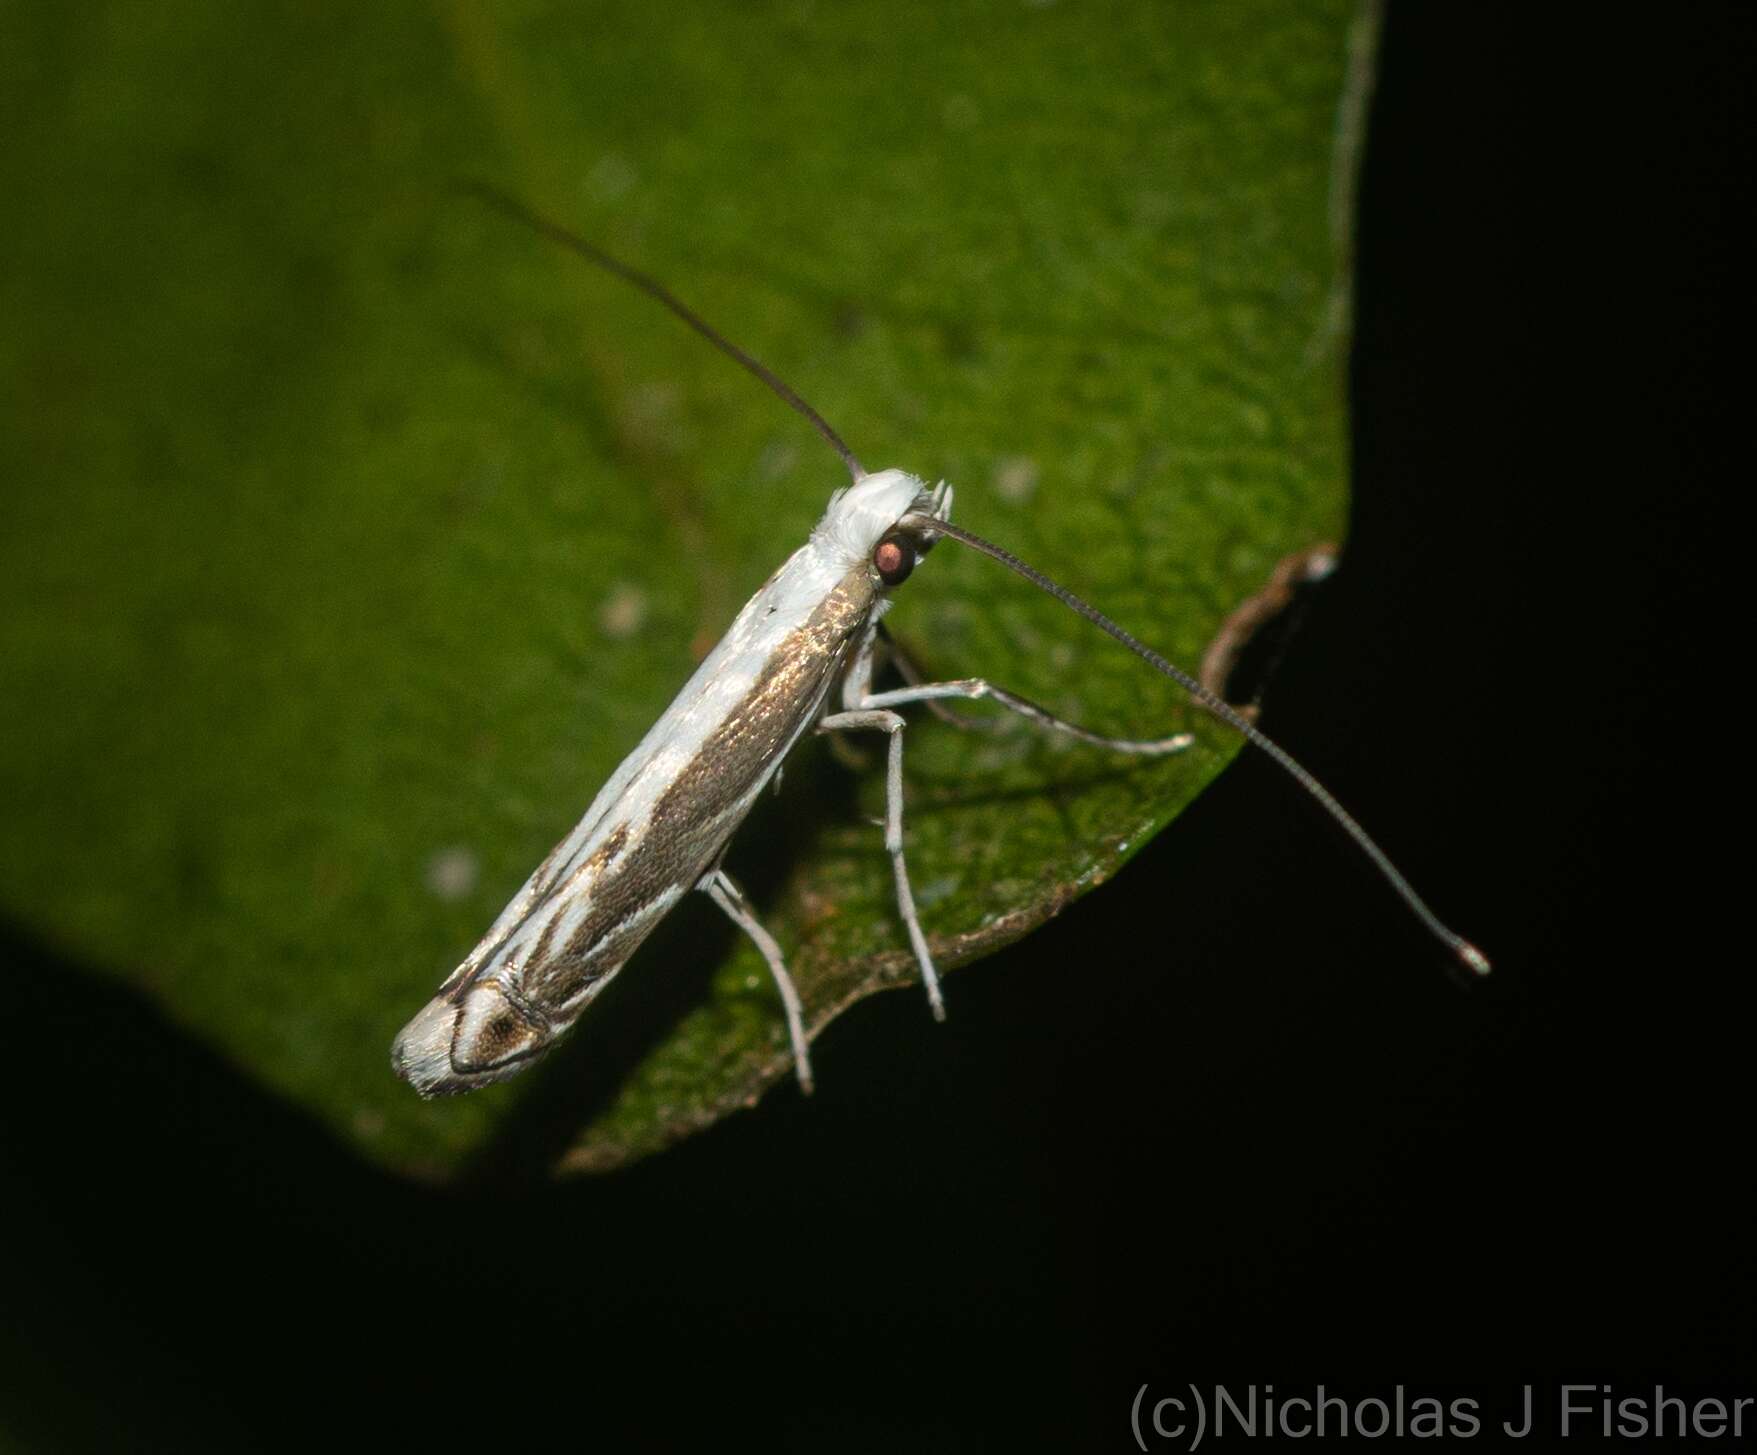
[2,5,1746,1449]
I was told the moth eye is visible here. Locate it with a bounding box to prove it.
[873,533,917,587]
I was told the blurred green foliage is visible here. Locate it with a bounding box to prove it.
[0,0,1366,1176]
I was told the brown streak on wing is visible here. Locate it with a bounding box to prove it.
[527,821,630,968]
[523,563,879,1012]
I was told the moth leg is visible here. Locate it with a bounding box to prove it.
[816,626,882,772]
[700,867,814,1094]
[873,622,1000,733]
[856,678,1194,757]
[815,707,946,1022]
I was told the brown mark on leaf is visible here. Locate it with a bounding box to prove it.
[1199,543,1339,722]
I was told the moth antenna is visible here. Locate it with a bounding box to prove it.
[458,179,865,483]
[904,515,1490,978]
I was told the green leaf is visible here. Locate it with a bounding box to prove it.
[0,0,1369,1177]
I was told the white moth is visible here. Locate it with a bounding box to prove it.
[392,187,1487,1099]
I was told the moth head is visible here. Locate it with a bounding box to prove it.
[818,467,952,581]
[391,975,552,1097]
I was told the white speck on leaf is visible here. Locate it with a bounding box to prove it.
[621,381,691,453]
[992,455,1040,504]
[587,152,637,202]
[758,440,800,480]
[425,846,479,902]
[599,582,649,639]
[915,874,962,907]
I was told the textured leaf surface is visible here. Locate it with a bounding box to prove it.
[0,0,1368,1176]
